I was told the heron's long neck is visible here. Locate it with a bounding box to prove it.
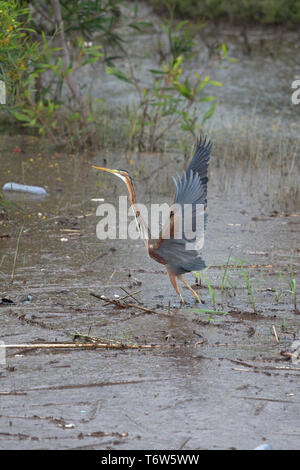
[125,178,151,242]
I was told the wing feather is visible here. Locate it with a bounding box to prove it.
[152,137,211,275]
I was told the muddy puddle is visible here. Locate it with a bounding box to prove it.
[0,132,299,450]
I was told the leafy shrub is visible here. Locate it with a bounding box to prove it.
[149,0,300,25]
[106,21,234,151]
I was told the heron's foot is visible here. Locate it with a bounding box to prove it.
[190,288,204,304]
[179,276,204,304]
[179,294,185,304]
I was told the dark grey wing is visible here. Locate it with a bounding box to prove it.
[185,136,211,207]
[153,138,211,275]
[155,238,206,275]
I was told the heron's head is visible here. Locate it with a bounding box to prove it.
[93,166,135,204]
[92,166,132,185]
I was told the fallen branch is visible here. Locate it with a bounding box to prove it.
[0,342,161,351]
[0,340,206,352]
[90,292,171,317]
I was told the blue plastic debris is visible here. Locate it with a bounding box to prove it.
[24,295,33,304]
[2,182,48,196]
[254,443,272,450]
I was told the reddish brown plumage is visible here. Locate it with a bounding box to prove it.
[148,248,167,266]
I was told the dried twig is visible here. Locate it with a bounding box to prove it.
[281,351,299,359]
[90,292,171,317]
[272,325,279,343]
[119,289,141,302]
[102,289,141,306]
[120,287,141,304]
[104,270,116,291]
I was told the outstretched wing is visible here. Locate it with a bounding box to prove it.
[185,135,211,207]
[152,137,211,275]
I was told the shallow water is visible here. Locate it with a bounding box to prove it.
[78,3,300,139]
[0,136,299,449]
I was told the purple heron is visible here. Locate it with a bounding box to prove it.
[93,137,211,303]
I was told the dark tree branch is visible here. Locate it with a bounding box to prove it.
[51,0,82,106]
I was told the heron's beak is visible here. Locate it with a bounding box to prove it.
[92,166,120,175]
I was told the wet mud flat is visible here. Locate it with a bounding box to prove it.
[0,144,299,450]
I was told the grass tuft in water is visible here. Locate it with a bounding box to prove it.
[240,263,256,313]
[288,255,298,313]
[9,223,24,284]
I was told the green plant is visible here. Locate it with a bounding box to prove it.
[0,254,6,268]
[0,192,10,211]
[288,256,298,312]
[193,265,210,286]
[106,19,231,151]
[202,275,216,306]
[10,222,24,284]
[289,277,297,312]
[240,263,256,313]
[226,275,237,296]
[1,1,149,150]
[10,33,104,149]
[161,18,201,62]
[60,0,121,43]
[31,0,150,61]
[0,191,24,214]
[193,308,228,322]
[149,0,300,25]
[220,248,233,292]
[0,0,36,102]
[280,317,288,333]
[275,270,284,303]
[1,0,106,150]
[107,54,222,151]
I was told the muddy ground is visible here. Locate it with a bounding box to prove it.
[0,139,299,450]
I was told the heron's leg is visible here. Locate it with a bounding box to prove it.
[179,276,203,303]
[166,268,185,303]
